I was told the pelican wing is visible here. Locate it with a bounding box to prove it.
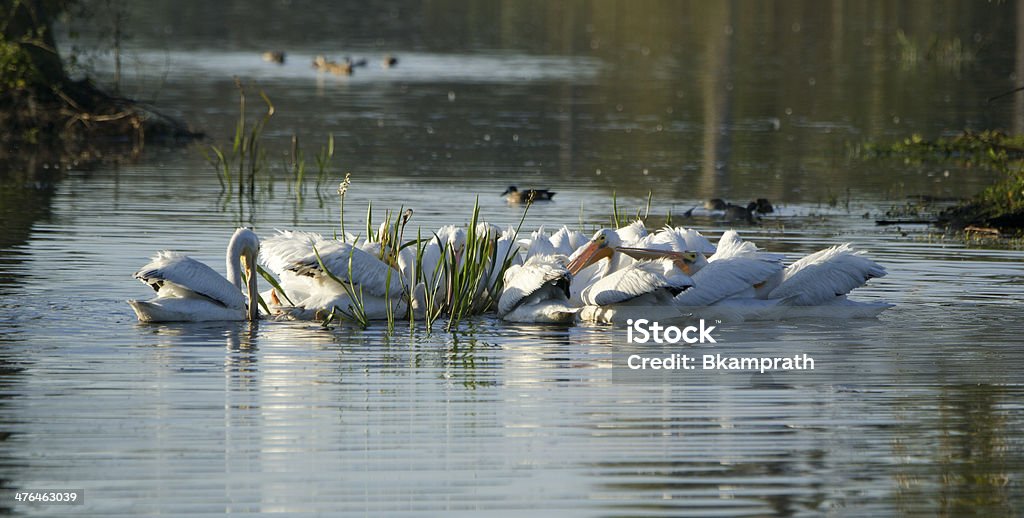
[260,229,323,275]
[134,251,246,309]
[770,244,887,305]
[550,226,587,256]
[615,220,649,245]
[674,255,783,306]
[524,226,557,259]
[262,230,404,298]
[292,240,405,298]
[498,255,570,315]
[657,226,717,254]
[582,259,692,306]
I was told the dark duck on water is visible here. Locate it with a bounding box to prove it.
[502,186,556,203]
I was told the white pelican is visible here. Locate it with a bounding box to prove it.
[480,224,523,299]
[566,223,650,306]
[129,227,260,322]
[622,231,891,319]
[576,258,695,324]
[396,225,468,318]
[759,243,891,316]
[549,225,588,256]
[498,254,576,323]
[260,230,406,321]
[633,226,717,255]
[665,230,783,306]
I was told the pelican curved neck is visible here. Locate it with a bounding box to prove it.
[226,229,259,291]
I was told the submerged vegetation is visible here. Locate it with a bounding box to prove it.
[858,130,1024,234]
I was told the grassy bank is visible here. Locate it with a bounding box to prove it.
[859,130,1024,234]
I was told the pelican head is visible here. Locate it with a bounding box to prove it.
[227,227,261,321]
[567,229,618,275]
[436,225,467,265]
[613,246,700,275]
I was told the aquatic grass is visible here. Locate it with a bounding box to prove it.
[313,245,369,328]
[290,134,306,199]
[256,264,294,306]
[611,190,621,228]
[315,133,335,191]
[202,81,274,197]
[338,173,351,241]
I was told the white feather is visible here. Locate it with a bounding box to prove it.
[581,259,693,306]
[498,255,570,316]
[134,251,247,309]
[769,244,887,305]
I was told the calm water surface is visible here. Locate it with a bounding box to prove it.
[2,1,1024,515]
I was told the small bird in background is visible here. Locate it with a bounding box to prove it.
[382,54,399,68]
[754,198,774,214]
[262,51,286,64]
[501,186,556,204]
[313,55,353,75]
[345,56,368,68]
[704,198,727,211]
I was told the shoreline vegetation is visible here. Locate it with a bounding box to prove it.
[1,0,199,154]
[857,130,1024,236]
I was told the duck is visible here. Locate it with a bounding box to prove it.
[262,51,286,64]
[345,56,368,68]
[754,198,774,214]
[501,185,556,204]
[382,54,398,68]
[704,198,728,211]
[313,55,353,75]
[723,201,757,224]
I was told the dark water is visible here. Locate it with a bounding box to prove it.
[1,1,1023,515]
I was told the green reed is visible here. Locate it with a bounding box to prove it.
[203,81,274,197]
[313,245,369,328]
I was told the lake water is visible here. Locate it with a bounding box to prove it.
[2,1,1024,515]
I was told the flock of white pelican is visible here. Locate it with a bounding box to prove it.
[129,221,890,325]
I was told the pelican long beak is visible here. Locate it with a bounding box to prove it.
[615,247,697,275]
[243,251,259,321]
[567,241,613,275]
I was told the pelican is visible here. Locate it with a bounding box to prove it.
[129,227,260,322]
[398,225,468,317]
[260,230,405,321]
[549,225,588,256]
[759,243,891,315]
[565,222,651,306]
[668,230,783,306]
[621,231,890,319]
[576,258,695,324]
[498,254,577,323]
